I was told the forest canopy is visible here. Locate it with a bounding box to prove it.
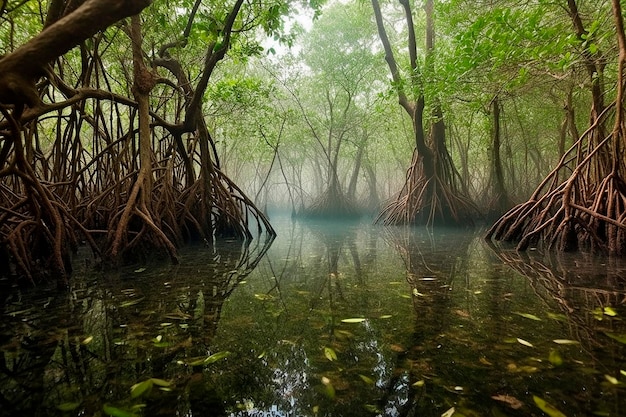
[1,0,626,285]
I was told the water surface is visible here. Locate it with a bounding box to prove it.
[2,216,626,416]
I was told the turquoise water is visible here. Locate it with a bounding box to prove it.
[1,216,626,416]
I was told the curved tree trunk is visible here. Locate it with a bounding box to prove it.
[371,0,477,226]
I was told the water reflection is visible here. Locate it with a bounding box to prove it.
[0,237,272,417]
[2,219,626,416]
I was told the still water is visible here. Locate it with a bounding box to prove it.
[2,216,626,417]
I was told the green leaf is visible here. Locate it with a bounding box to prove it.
[150,378,171,387]
[604,306,618,317]
[513,312,542,321]
[533,396,567,417]
[254,293,273,301]
[341,318,366,323]
[359,374,375,385]
[605,374,620,385]
[103,404,137,417]
[188,350,232,366]
[130,379,153,399]
[553,339,580,345]
[57,402,81,411]
[604,332,626,344]
[321,377,335,399]
[324,347,337,361]
[549,349,563,366]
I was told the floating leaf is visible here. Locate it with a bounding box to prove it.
[150,378,170,387]
[379,314,393,319]
[516,338,533,347]
[130,379,153,399]
[324,347,337,361]
[547,312,567,322]
[119,298,144,308]
[254,293,273,301]
[341,318,366,323]
[103,404,137,417]
[441,407,455,417]
[491,394,523,409]
[533,395,567,417]
[549,350,563,366]
[364,404,381,413]
[605,374,620,385]
[134,268,146,273]
[203,350,232,365]
[321,377,335,399]
[57,402,81,411]
[513,312,542,321]
[603,332,626,344]
[604,307,618,317]
[359,374,375,385]
[187,350,231,366]
[413,380,425,387]
[553,339,580,345]
[81,336,94,345]
[621,370,626,377]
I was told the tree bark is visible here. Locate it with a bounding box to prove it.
[0,0,152,110]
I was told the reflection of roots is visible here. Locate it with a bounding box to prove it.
[377,151,477,226]
[489,244,626,350]
[487,102,626,254]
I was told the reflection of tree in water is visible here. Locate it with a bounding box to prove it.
[492,249,626,350]
[218,219,384,416]
[0,237,272,417]
[379,227,475,416]
[487,245,626,415]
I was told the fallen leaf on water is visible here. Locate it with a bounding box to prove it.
[491,394,523,409]
[454,309,470,318]
[390,344,406,353]
[604,332,626,344]
[324,347,337,361]
[513,312,542,321]
[341,318,366,323]
[441,407,455,417]
[359,374,375,385]
[533,395,567,417]
[605,374,620,385]
[479,357,493,366]
[552,339,579,345]
[549,349,563,366]
[57,402,81,412]
[516,338,534,347]
[604,306,618,317]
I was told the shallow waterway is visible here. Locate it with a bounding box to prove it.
[2,215,626,417]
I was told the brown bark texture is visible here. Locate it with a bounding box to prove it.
[0,0,274,285]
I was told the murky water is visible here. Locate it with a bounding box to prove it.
[2,215,626,417]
